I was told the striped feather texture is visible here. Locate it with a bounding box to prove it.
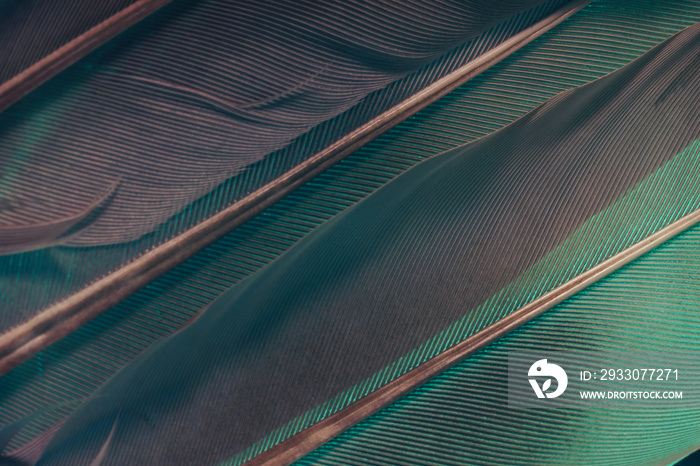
[296,221,700,466]
[0,0,551,251]
[0,0,139,87]
[3,0,700,461]
[0,0,569,328]
[26,16,700,465]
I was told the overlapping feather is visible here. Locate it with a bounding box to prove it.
[0,0,571,331]
[0,0,550,252]
[28,20,700,465]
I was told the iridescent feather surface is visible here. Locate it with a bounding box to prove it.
[1,1,699,465]
[26,18,700,465]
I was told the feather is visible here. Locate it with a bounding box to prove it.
[297,212,700,466]
[0,179,118,255]
[33,20,700,465]
[0,0,576,344]
[0,0,173,113]
[0,0,141,89]
[0,0,553,252]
